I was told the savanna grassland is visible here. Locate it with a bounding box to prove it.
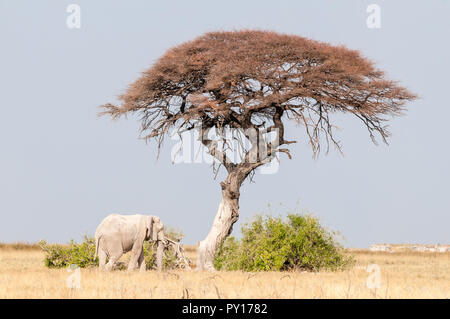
[0,244,448,298]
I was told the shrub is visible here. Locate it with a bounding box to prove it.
[214,214,354,272]
[40,227,187,270]
[39,235,97,269]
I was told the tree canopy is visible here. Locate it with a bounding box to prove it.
[102,30,416,163]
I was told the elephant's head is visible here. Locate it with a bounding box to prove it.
[146,216,164,241]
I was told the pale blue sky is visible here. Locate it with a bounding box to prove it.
[0,1,449,247]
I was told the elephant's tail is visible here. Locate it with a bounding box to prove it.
[94,234,101,259]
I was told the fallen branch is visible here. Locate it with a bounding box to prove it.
[164,237,192,270]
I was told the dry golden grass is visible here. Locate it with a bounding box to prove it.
[0,242,42,250]
[0,245,448,298]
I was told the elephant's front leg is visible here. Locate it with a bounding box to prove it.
[138,250,146,272]
[128,243,143,271]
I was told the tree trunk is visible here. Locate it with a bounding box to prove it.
[197,180,240,271]
[155,240,165,271]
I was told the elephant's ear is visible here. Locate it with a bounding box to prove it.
[146,216,154,241]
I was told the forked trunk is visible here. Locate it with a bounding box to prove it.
[197,182,240,271]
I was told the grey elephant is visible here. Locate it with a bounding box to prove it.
[94,214,165,271]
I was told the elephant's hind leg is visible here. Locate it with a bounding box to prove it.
[104,238,123,271]
[98,249,107,271]
[105,254,121,271]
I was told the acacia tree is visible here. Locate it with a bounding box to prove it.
[101,30,416,270]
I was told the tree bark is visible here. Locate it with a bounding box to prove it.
[197,176,241,271]
[155,240,165,272]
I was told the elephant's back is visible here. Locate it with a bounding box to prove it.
[95,214,142,236]
[96,214,125,235]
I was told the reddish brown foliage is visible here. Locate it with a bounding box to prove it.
[102,30,416,169]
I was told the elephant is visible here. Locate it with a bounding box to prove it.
[94,214,165,271]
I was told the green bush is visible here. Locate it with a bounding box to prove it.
[39,235,97,269]
[40,227,186,270]
[214,214,354,272]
